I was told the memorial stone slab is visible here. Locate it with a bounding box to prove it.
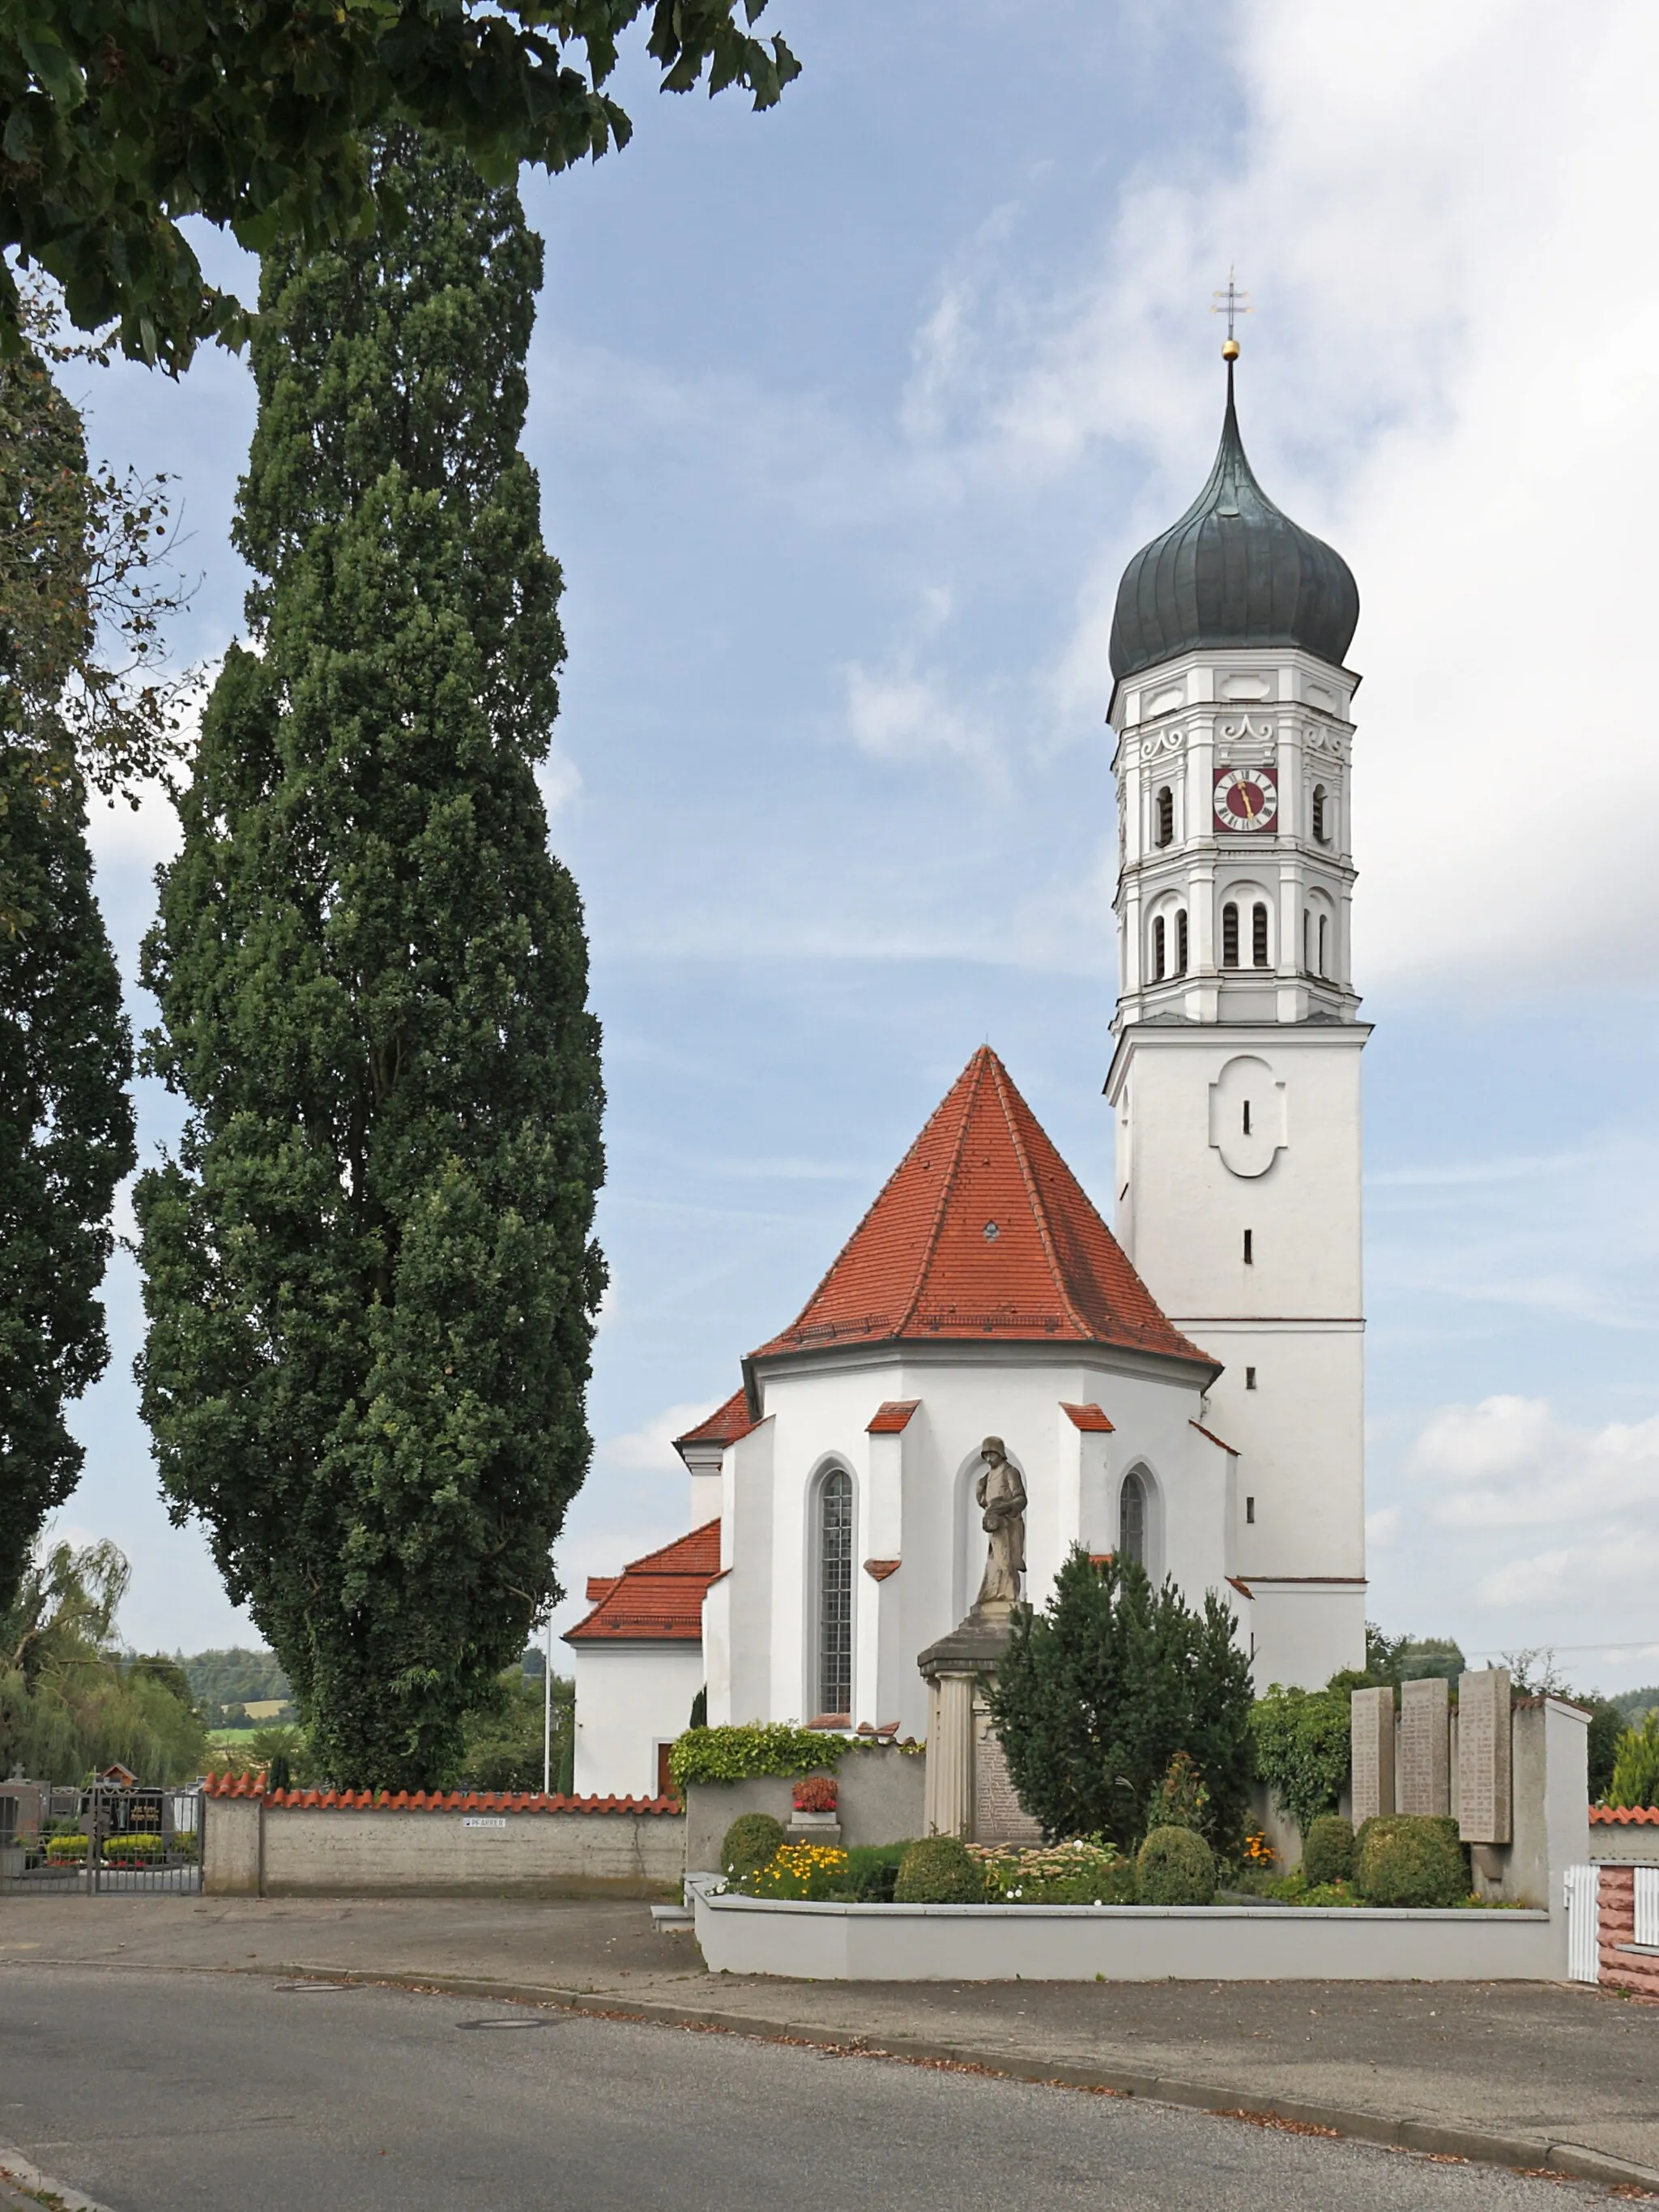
[1457,1667,1512,1844]
[1350,1685,1395,1826]
[973,1703,1041,1845]
[1398,1676,1452,1817]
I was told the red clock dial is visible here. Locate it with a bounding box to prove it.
[1213,765,1278,833]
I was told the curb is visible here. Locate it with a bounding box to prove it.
[0,2141,118,2212]
[266,1962,1659,2197]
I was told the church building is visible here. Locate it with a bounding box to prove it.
[568,359,1369,1800]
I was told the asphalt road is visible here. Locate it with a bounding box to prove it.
[0,1966,1635,2212]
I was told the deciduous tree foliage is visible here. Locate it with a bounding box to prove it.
[134,130,605,1791]
[987,1548,1256,1855]
[1,0,800,371]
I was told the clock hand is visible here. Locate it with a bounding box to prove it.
[1239,783,1258,819]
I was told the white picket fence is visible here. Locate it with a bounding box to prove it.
[1564,1864,1600,1984]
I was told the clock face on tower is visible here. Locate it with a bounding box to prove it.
[1213,764,1278,833]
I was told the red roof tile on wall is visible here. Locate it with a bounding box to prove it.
[1590,1804,1659,1825]
[674,1388,760,1455]
[563,1518,722,1645]
[868,1399,921,1433]
[200,1774,680,1813]
[1060,1401,1114,1431]
[748,1048,1211,1369]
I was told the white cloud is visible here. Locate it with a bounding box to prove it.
[906,0,1659,993]
[845,660,1004,786]
[596,1400,720,1474]
[1411,1395,1659,1530]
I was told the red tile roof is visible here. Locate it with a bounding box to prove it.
[1590,1804,1659,1825]
[563,1518,722,1645]
[201,1774,679,1813]
[674,1388,761,1456]
[1060,1401,1115,1432]
[748,1048,1209,1369]
[868,1399,921,1433]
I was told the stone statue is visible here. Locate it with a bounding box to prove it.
[973,1436,1026,1610]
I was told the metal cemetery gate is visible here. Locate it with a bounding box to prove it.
[0,1783,203,1896]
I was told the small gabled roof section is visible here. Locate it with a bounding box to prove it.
[564,1520,721,1646]
[674,1388,760,1463]
[748,1048,1211,1369]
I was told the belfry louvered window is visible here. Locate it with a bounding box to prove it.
[1152,915,1166,980]
[1175,910,1188,975]
[1155,785,1175,847]
[817,1470,853,1719]
[1312,784,1328,843]
[1252,902,1269,967]
[1222,902,1239,967]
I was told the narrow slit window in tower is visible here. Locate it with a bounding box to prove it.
[1245,1495,1256,1524]
[1120,1471,1147,1568]
[817,1470,853,1719]
[1151,915,1166,980]
[1222,902,1239,967]
[1242,1100,1252,1137]
[1246,1365,1257,1389]
[1243,1228,1254,1264]
[1175,910,1188,975]
[1156,785,1174,848]
[1252,902,1269,967]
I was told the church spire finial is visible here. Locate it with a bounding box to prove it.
[1211,265,1250,362]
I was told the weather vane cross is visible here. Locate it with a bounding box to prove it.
[1210,267,1251,359]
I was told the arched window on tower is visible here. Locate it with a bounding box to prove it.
[1222,902,1239,967]
[1302,908,1311,974]
[1120,1471,1147,1569]
[1151,915,1166,981]
[1312,784,1328,843]
[1175,910,1188,976]
[817,1469,853,1719]
[1155,785,1175,848]
[1318,912,1329,979]
[1252,902,1269,968]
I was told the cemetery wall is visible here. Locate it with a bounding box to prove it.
[683,1744,925,1871]
[201,1779,684,1898]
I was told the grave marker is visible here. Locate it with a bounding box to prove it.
[1350,1685,1395,1826]
[1457,1668,1512,1844]
[1398,1676,1452,1817]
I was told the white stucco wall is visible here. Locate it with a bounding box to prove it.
[570,1642,706,1800]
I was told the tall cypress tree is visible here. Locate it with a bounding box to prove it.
[135,131,605,1790]
[0,329,137,1616]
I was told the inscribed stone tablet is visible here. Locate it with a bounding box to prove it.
[1398,1676,1451,1817]
[1457,1668,1512,1844]
[973,1710,1042,1844]
[1350,1686,1395,1826]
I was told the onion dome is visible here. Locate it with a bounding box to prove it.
[1108,363,1358,682]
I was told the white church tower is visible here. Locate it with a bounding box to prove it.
[1103,338,1368,1686]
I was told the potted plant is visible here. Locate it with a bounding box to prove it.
[787,1774,840,1841]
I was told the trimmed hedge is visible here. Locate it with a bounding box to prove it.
[1136,1825,1216,1906]
[1302,1814,1354,1888]
[721,1813,785,1880]
[894,1836,985,1904]
[1354,1815,1468,1909]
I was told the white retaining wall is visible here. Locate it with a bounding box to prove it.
[689,1877,1559,1982]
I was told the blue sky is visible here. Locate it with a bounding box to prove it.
[58,0,1659,1690]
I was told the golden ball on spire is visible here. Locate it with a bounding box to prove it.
[1222,336,1240,361]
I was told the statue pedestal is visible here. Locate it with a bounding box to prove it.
[918,1606,1037,1843]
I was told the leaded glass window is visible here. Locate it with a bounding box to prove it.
[1120,1471,1147,1569]
[817,1470,853,1718]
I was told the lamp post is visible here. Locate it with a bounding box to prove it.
[542,1612,553,1797]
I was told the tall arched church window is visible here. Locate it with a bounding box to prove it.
[1222,902,1239,967]
[1120,1471,1147,1569]
[1155,785,1175,848]
[1312,784,1328,843]
[1175,910,1188,975]
[1252,902,1269,968]
[1318,912,1329,979]
[1152,915,1166,980]
[817,1470,853,1718]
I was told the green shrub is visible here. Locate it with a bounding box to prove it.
[45,1835,87,1862]
[1136,1825,1216,1905]
[1354,1816,1467,1908]
[672,1724,849,1791]
[987,1548,1255,1855]
[836,1842,912,1902]
[893,1836,985,1904]
[1146,1750,1209,1835]
[1607,1711,1659,1810]
[720,1812,785,1879]
[1302,1814,1354,1887]
[1250,1683,1352,1834]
